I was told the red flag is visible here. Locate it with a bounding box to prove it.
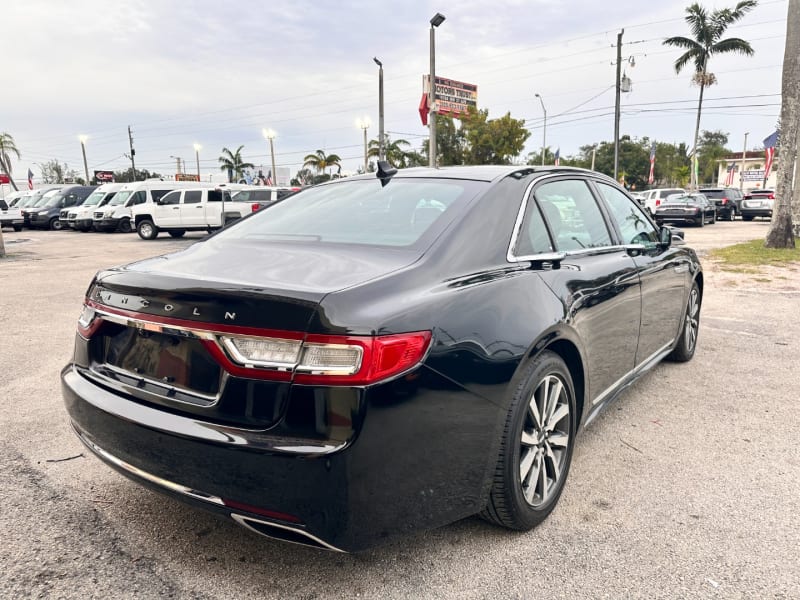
[647,143,656,185]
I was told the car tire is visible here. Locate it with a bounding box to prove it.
[482,350,576,531]
[50,218,63,231]
[137,219,159,240]
[710,212,716,224]
[728,210,735,222]
[697,216,704,227]
[168,230,186,238]
[667,281,701,363]
[118,219,132,234]
[742,215,753,222]
[13,225,22,232]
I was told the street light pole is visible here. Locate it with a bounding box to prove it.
[429,12,445,169]
[373,57,385,162]
[534,93,546,166]
[78,135,90,184]
[193,144,202,181]
[357,118,371,172]
[263,129,277,185]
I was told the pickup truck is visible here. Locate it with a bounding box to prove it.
[132,188,257,239]
[0,198,23,231]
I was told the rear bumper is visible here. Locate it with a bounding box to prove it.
[62,361,497,551]
[740,208,772,218]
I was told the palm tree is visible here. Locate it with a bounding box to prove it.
[302,150,341,176]
[664,1,757,188]
[218,145,254,182]
[367,136,413,167]
[0,132,21,192]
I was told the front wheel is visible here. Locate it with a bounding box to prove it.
[50,218,63,231]
[482,351,576,531]
[118,219,132,233]
[13,224,22,232]
[668,281,701,362]
[137,219,159,240]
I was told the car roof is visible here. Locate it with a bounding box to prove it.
[340,165,618,185]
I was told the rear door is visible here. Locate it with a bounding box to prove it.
[180,190,205,227]
[519,177,642,403]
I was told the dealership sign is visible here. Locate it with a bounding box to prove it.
[175,173,200,182]
[94,170,114,182]
[742,170,765,181]
[419,75,478,125]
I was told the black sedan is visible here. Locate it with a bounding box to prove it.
[654,193,716,227]
[62,165,703,552]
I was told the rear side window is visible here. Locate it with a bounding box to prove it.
[533,179,612,251]
[515,197,554,255]
[184,191,202,204]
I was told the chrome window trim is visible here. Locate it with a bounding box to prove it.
[506,173,623,263]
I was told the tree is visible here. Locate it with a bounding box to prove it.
[113,167,162,182]
[664,1,758,189]
[40,159,68,183]
[0,132,21,192]
[218,146,254,183]
[696,129,730,184]
[367,136,417,168]
[302,150,341,176]
[765,0,798,248]
[460,109,530,165]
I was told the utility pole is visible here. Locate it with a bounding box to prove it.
[127,126,137,181]
[613,29,624,182]
[740,132,749,190]
[374,57,385,162]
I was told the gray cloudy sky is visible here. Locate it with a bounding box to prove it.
[4,0,788,182]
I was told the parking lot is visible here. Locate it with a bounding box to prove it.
[1,221,798,598]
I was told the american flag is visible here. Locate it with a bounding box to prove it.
[265,169,273,185]
[554,148,560,167]
[648,142,656,185]
[27,168,34,190]
[724,162,736,187]
[763,131,778,182]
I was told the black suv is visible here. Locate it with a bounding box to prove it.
[698,187,742,221]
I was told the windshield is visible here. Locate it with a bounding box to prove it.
[108,190,132,206]
[217,178,485,248]
[666,194,702,204]
[82,191,106,206]
[34,190,61,207]
[43,192,66,208]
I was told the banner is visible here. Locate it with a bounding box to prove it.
[175,173,200,182]
[422,75,478,119]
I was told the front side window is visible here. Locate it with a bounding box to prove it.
[533,179,611,251]
[160,191,181,205]
[128,191,147,206]
[151,189,171,203]
[595,182,659,246]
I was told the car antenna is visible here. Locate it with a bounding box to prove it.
[376,161,397,187]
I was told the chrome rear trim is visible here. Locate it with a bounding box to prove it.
[230,514,345,553]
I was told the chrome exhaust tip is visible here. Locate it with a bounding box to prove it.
[230,514,345,552]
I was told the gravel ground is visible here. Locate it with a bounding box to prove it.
[0,220,798,599]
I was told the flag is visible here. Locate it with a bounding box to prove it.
[648,142,656,185]
[27,168,34,190]
[554,148,560,167]
[724,162,736,187]
[763,130,778,182]
[265,170,273,185]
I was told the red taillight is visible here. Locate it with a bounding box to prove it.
[769,193,775,199]
[251,203,261,212]
[655,199,661,207]
[222,499,302,523]
[721,198,728,204]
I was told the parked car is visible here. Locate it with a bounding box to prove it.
[19,187,64,227]
[132,187,259,239]
[698,187,742,221]
[230,186,300,209]
[27,185,95,230]
[740,189,775,221]
[62,165,702,552]
[0,197,23,231]
[642,187,686,215]
[654,193,716,227]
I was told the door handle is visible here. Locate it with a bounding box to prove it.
[172,207,179,210]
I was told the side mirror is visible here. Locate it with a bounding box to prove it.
[658,226,672,248]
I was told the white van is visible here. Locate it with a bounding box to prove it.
[93,180,218,233]
[67,183,127,231]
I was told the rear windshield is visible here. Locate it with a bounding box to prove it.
[217,178,486,248]
[232,190,270,202]
[659,189,684,197]
[699,190,725,198]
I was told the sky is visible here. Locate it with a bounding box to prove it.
[3,0,789,185]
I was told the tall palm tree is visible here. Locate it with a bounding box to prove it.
[664,1,757,188]
[218,145,254,182]
[367,136,413,167]
[302,150,341,176]
[0,132,21,192]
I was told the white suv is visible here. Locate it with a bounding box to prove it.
[642,188,686,215]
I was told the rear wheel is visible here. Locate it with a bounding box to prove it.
[710,211,716,224]
[727,209,735,221]
[168,230,186,238]
[118,219,132,233]
[668,281,701,362]
[482,351,576,531]
[697,215,705,227]
[137,219,159,240]
[13,225,22,232]
[50,218,63,231]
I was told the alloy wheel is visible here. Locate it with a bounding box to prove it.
[684,288,700,352]
[519,374,570,508]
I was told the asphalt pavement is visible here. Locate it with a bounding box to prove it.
[1,220,798,599]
